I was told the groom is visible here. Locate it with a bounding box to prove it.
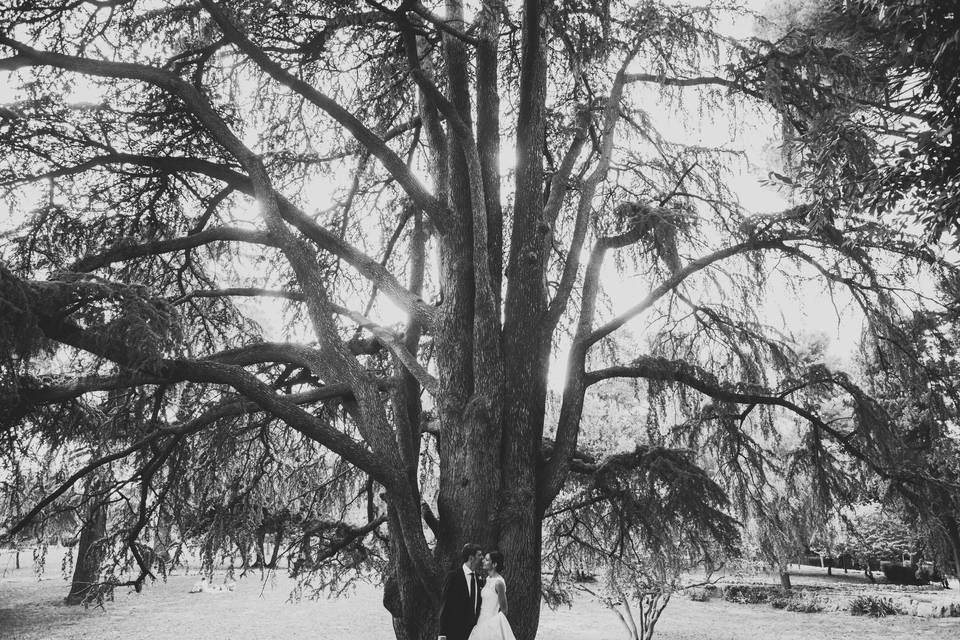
[438,543,484,640]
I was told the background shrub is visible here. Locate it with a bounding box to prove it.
[722,585,785,604]
[770,591,822,613]
[687,588,711,602]
[849,595,901,617]
[786,597,823,613]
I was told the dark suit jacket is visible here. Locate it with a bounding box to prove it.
[438,567,481,640]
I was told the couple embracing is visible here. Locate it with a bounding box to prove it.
[438,544,516,640]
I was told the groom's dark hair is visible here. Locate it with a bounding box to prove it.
[460,543,483,562]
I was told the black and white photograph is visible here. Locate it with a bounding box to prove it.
[1,0,959,638]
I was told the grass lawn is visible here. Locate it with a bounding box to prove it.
[2,548,959,640]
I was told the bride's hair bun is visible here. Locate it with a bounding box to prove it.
[488,550,505,572]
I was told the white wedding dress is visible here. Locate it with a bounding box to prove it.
[468,575,516,640]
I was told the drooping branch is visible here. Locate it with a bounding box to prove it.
[174,291,427,372]
[623,72,806,133]
[541,212,821,509]
[584,356,895,479]
[4,373,161,406]
[71,227,277,272]
[6,371,375,414]
[584,236,796,346]
[19,294,389,479]
[2,436,160,543]
[302,515,388,565]
[623,73,768,102]
[2,383,355,542]
[175,362,390,478]
[0,152,230,188]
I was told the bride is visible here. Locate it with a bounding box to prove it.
[468,551,516,640]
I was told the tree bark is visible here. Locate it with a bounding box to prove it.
[500,0,550,636]
[778,569,792,590]
[65,494,107,605]
[386,507,436,640]
[153,511,174,568]
[267,528,282,569]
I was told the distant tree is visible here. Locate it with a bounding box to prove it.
[64,475,109,605]
[751,492,817,589]
[750,0,960,237]
[855,307,960,578]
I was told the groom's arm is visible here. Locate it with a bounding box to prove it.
[437,570,456,635]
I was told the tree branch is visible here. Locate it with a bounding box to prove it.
[71,227,277,272]
[196,0,448,230]
[584,356,889,476]
[2,384,353,542]
[399,12,501,389]
[172,287,304,305]
[585,237,794,346]
[20,298,389,480]
[304,515,388,564]
[4,23,438,595]
[1,75,434,326]
[409,1,481,45]
[546,54,637,331]
[624,73,768,105]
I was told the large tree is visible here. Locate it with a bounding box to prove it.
[1,1,957,639]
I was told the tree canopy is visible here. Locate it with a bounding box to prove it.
[2,1,959,639]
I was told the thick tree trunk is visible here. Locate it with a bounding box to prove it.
[499,423,545,640]
[432,169,501,557]
[499,0,550,634]
[65,497,107,605]
[386,509,436,640]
